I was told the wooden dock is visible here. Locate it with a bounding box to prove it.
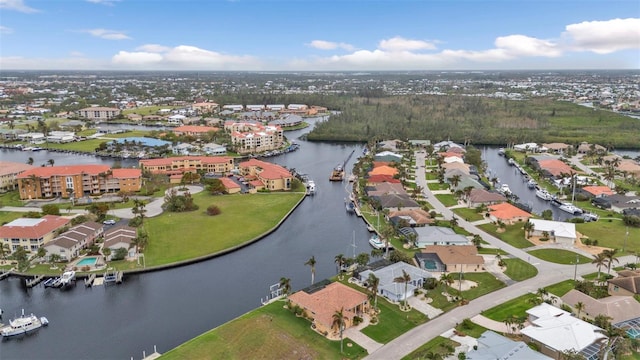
[26,275,45,288]
[103,271,123,285]
[0,270,11,281]
[85,273,96,287]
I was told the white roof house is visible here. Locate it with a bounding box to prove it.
[358,262,433,303]
[529,219,577,245]
[414,226,470,248]
[467,331,551,360]
[521,303,607,358]
[513,143,547,153]
[443,156,464,164]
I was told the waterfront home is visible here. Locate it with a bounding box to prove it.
[528,219,577,245]
[467,188,507,207]
[579,185,614,199]
[365,182,406,197]
[377,139,403,151]
[103,225,137,260]
[368,164,399,177]
[608,270,640,296]
[43,221,103,261]
[466,331,551,360]
[488,203,531,225]
[513,142,546,153]
[0,161,35,192]
[202,142,227,156]
[449,175,485,193]
[433,140,464,152]
[140,156,235,176]
[596,194,640,213]
[561,289,640,323]
[268,114,303,128]
[387,209,433,227]
[239,159,293,191]
[16,165,142,200]
[577,142,606,154]
[358,261,433,303]
[0,215,70,254]
[218,177,241,194]
[542,142,572,155]
[442,161,470,174]
[415,245,484,273]
[372,193,420,210]
[374,151,403,163]
[365,174,401,186]
[288,282,369,336]
[411,226,470,248]
[172,143,195,155]
[520,303,607,360]
[617,159,640,178]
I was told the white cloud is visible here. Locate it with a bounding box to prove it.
[86,0,120,5]
[494,35,562,57]
[0,0,39,13]
[378,36,437,51]
[0,25,13,34]
[563,18,640,54]
[84,28,131,40]
[136,44,171,53]
[111,45,262,70]
[307,40,354,51]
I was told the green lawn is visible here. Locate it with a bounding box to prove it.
[429,183,451,191]
[478,223,534,249]
[360,297,428,344]
[122,106,178,116]
[428,273,506,311]
[477,247,509,255]
[455,319,489,338]
[482,293,538,322]
[452,207,483,222]
[544,280,576,297]
[402,336,460,360]
[43,139,107,153]
[527,249,591,265]
[0,191,25,207]
[160,300,367,360]
[0,211,31,225]
[434,194,457,207]
[503,258,538,281]
[577,220,640,255]
[144,192,304,267]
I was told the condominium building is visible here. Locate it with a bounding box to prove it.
[77,107,121,121]
[0,161,35,192]
[239,159,293,191]
[139,156,235,175]
[0,215,70,254]
[16,165,142,200]
[225,121,284,154]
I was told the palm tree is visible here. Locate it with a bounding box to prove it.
[449,215,458,228]
[367,273,380,310]
[394,270,412,309]
[27,157,34,165]
[472,234,482,249]
[279,277,291,297]
[592,252,608,280]
[450,174,461,189]
[574,301,585,318]
[523,221,534,239]
[102,247,111,261]
[370,248,384,259]
[331,307,347,353]
[334,254,345,277]
[47,159,55,167]
[439,272,454,298]
[305,256,316,285]
[603,249,619,275]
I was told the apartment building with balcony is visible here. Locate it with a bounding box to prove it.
[139,156,235,176]
[76,107,121,121]
[0,215,70,254]
[225,121,284,154]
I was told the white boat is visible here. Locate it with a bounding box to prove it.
[1,310,48,337]
[499,184,512,195]
[346,201,355,213]
[535,188,554,201]
[306,180,316,196]
[527,179,537,188]
[508,158,515,166]
[348,174,357,183]
[559,203,583,215]
[59,270,76,286]
[366,224,375,232]
[368,234,386,249]
[498,148,505,156]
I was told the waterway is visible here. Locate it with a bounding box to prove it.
[0,118,373,360]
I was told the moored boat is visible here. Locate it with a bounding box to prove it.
[306,180,316,196]
[507,158,515,166]
[559,203,583,215]
[1,310,48,338]
[368,234,386,249]
[527,179,538,188]
[498,148,505,156]
[346,201,355,213]
[535,188,555,201]
[499,184,512,196]
[59,270,76,286]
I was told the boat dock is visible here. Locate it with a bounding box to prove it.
[0,270,11,281]
[25,275,45,288]
[85,274,96,287]
[104,271,124,284]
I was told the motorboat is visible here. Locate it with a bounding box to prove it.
[366,224,375,232]
[535,188,555,201]
[499,184,512,195]
[1,310,48,338]
[59,270,76,286]
[507,158,515,166]
[345,201,355,213]
[527,179,537,188]
[368,234,386,249]
[306,180,316,196]
[498,148,505,156]
[348,174,357,183]
[330,164,344,181]
[558,203,583,215]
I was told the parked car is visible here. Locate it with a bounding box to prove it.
[103,219,116,225]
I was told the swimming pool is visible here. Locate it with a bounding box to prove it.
[77,257,98,266]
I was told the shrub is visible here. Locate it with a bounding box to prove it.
[353,316,363,325]
[206,205,221,216]
[424,277,438,290]
[461,318,474,330]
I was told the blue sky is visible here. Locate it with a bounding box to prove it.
[1,0,639,70]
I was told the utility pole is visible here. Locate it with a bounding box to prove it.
[624,226,629,252]
[574,254,579,281]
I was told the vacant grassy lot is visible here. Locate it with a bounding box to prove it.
[482,293,538,322]
[503,258,538,281]
[528,249,591,265]
[43,139,107,152]
[434,194,457,207]
[544,280,576,297]
[452,207,483,222]
[478,223,533,249]
[122,106,178,116]
[577,220,640,255]
[455,320,489,338]
[145,192,303,266]
[428,272,506,311]
[360,297,428,344]
[402,336,461,360]
[160,300,367,360]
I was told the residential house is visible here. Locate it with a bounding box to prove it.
[617,160,640,178]
[412,226,470,248]
[377,139,402,151]
[288,282,369,336]
[450,175,485,193]
[218,177,241,194]
[521,303,607,360]
[0,161,35,192]
[542,143,572,155]
[139,156,235,176]
[103,225,137,260]
[358,262,433,302]
[514,142,546,153]
[369,165,399,177]
[467,188,507,207]
[172,143,195,155]
[77,107,121,121]
[467,331,551,360]
[598,194,640,213]
[0,215,70,254]
[433,140,464,152]
[577,142,606,154]
[415,245,484,273]
[167,114,186,125]
[488,203,532,225]
[579,185,614,198]
[202,142,227,156]
[374,151,403,163]
[441,162,470,174]
[43,221,103,261]
[528,219,577,245]
[372,193,420,210]
[608,270,640,296]
[365,175,401,186]
[172,125,218,138]
[561,289,640,323]
[46,131,75,143]
[366,182,406,197]
[239,159,293,191]
[387,209,433,227]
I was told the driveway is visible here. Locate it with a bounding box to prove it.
[110,185,204,219]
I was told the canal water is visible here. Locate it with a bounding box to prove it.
[0,119,373,360]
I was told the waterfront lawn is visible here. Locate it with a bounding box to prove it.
[122,106,177,116]
[0,211,24,225]
[478,223,533,249]
[144,192,304,267]
[160,300,367,360]
[503,258,538,281]
[481,293,538,322]
[544,280,576,297]
[434,194,457,207]
[0,191,25,207]
[452,207,483,222]
[361,298,428,344]
[577,220,640,255]
[401,336,460,360]
[43,139,107,153]
[528,249,591,265]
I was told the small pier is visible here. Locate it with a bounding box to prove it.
[85,273,96,287]
[0,270,11,281]
[26,275,45,288]
[104,271,124,285]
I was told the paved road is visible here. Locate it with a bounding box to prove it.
[365,150,635,359]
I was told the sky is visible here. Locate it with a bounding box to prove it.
[0,0,639,71]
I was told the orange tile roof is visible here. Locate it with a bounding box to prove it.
[239,159,292,180]
[139,156,233,166]
[173,125,218,133]
[372,161,391,168]
[488,203,531,220]
[367,175,401,184]
[582,186,614,197]
[0,161,36,176]
[369,165,398,177]
[537,159,574,177]
[0,215,70,239]
[17,164,110,178]
[288,282,368,329]
[219,177,240,189]
[422,245,484,265]
[112,168,141,179]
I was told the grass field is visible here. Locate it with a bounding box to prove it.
[481,293,538,322]
[360,298,428,344]
[434,194,457,207]
[401,336,461,360]
[478,223,533,249]
[0,191,25,207]
[160,300,367,360]
[122,106,178,116]
[477,247,509,255]
[503,258,538,281]
[144,192,303,266]
[42,139,107,152]
[428,272,506,311]
[544,280,576,297]
[528,249,591,265]
[577,220,640,255]
[452,207,483,222]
